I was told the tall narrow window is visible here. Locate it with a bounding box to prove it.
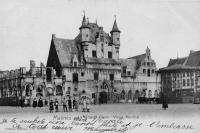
[147,69,151,77]
[183,79,185,86]
[46,68,52,82]
[72,73,78,83]
[92,50,97,58]
[110,74,114,81]
[108,51,112,59]
[122,66,127,74]
[94,72,99,81]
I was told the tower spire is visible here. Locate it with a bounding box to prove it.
[110,15,120,33]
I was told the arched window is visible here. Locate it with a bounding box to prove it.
[135,90,140,98]
[36,85,43,97]
[121,90,126,100]
[128,90,133,100]
[56,85,63,95]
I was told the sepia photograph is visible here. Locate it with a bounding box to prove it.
[0,0,200,132]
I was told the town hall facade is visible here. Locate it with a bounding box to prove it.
[46,14,161,104]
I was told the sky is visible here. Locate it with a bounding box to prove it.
[0,0,200,70]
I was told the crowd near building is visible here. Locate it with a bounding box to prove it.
[0,14,199,106]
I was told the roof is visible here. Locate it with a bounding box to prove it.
[110,19,120,33]
[85,57,121,65]
[158,64,200,72]
[185,50,200,66]
[75,23,112,44]
[119,59,137,68]
[159,50,200,72]
[53,38,79,67]
[168,57,187,66]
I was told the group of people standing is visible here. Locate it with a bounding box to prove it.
[49,97,79,113]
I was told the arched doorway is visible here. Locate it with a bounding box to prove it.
[25,84,32,96]
[120,90,126,101]
[99,91,107,104]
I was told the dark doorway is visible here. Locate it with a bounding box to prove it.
[99,91,107,104]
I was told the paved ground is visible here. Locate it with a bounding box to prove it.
[0,103,200,118]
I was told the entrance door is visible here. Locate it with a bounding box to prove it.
[99,91,107,104]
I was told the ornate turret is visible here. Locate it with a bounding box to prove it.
[110,15,120,46]
[79,12,90,43]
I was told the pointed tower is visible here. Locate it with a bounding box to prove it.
[146,46,151,60]
[110,15,121,46]
[79,13,90,43]
[110,15,121,59]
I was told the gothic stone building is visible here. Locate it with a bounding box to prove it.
[158,50,200,103]
[46,15,161,104]
[0,61,62,106]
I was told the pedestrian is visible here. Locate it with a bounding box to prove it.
[68,97,72,112]
[32,98,37,108]
[54,99,59,112]
[49,100,54,113]
[162,93,168,110]
[38,97,43,108]
[20,97,25,108]
[73,97,76,109]
[83,98,87,112]
[62,98,67,112]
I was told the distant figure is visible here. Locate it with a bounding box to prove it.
[73,97,76,109]
[62,98,67,112]
[68,97,72,112]
[20,97,25,108]
[162,93,168,110]
[83,98,87,112]
[49,100,54,113]
[54,99,59,112]
[32,98,37,108]
[38,97,43,108]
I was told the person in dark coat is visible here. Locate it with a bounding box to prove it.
[73,97,76,109]
[49,100,54,113]
[68,97,72,112]
[38,97,43,108]
[32,98,37,108]
[54,99,59,112]
[162,93,168,110]
[20,97,25,108]
[62,98,67,112]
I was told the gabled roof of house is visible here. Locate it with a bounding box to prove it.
[168,57,187,66]
[52,37,79,67]
[159,50,200,72]
[185,50,200,66]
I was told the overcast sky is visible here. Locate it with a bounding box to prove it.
[0,0,200,70]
